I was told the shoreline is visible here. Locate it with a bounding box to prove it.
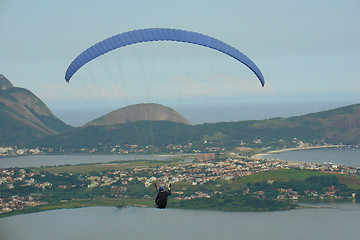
[252,144,347,159]
[2,198,357,218]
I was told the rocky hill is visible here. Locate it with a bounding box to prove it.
[0,74,72,145]
[84,103,190,126]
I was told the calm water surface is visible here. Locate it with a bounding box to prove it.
[262,147,360,167]
[0,154,173,168]
[1,203,359,240]
[2,148,359,168]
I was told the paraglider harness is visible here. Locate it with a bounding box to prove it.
[155,183,171,209]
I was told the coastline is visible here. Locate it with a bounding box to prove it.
[252,144,347,159]
[2,198,356,218]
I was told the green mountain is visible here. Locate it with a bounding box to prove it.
[259,104,360,145]
[1,74,359,149]
[35,103,360,150]
[0,75,73,146]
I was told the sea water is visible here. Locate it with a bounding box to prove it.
[261,147,360,167]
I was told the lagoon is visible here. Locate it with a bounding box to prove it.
[2,147,360,169]
[0,154,172,168]
[1,203,359,240]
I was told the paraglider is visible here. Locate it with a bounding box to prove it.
[64,29,265,209]
[65,28,264,87]
[154,183,171,209]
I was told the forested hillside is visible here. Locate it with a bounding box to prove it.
[33,104,360,150]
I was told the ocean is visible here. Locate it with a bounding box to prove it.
[260,147,360,167]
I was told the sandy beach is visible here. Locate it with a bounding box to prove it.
[252,145,346,159]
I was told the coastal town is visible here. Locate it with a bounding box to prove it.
[1,147,359,215]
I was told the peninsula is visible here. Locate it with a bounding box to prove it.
[1,152,359,217]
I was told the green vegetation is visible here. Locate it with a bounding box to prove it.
[336,175,360,190]
[241,169,327,183]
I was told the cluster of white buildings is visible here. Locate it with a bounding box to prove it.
[0,147,43,157]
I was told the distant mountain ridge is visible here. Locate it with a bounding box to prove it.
[1,74,360,149]
[37,103,360,150]
[0,74,72,145]
[85,103,190,127]
[239,103,360,146]
[300,104,360,144]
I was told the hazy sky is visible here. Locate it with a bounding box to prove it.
[1,0,359,126]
